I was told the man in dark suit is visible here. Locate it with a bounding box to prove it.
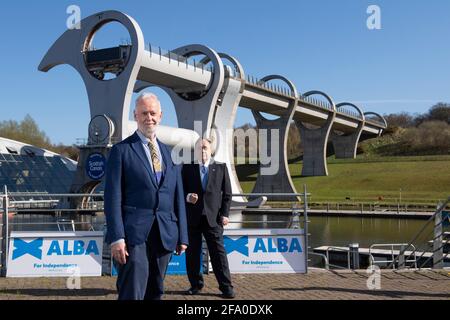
[104,92,188,300]
[182,138,235,299]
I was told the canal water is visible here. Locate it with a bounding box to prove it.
[5,211,435,250]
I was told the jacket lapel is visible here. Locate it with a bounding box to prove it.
[205,160,216,192]
[130,133,158,189]
[157,139,172,187]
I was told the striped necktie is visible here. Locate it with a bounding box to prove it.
[148,140,162,184]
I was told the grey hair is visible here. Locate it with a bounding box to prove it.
[135,92,161,110]
[195,136,216,156]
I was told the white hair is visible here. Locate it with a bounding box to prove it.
[196,136,216,156]
[135,92,161,110]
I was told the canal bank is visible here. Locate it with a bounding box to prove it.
[242,208,434,219]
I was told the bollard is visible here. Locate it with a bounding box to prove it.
[348,243,360,270]
[289,205,301,229]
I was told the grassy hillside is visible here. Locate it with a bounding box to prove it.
[236,155,450,204]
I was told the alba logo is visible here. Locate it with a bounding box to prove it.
[12,238,99,260]
[47,240,99,256]
[224,236,302,256]
[12,238,43,260]
[254,238,302,253]
[224,236,249,256]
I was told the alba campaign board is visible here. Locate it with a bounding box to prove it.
[6,231,103,277]
[223,229,306,273]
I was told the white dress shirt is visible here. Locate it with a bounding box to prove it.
[186,158,211,202]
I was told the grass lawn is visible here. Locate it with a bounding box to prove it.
[235,155,450,204]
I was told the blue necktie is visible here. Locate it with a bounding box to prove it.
[201,165,208,191]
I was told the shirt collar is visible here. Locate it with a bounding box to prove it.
[136,129,156,145]
[198,158,211,168]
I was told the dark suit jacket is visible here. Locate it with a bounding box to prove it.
[181,161,232,228]
[104,132,188,250]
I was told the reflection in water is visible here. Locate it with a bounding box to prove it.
[232,213,434,249]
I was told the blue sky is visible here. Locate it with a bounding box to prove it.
[1,0,450,145]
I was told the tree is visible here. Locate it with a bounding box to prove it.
[426,103,450,124]
[0,115,52,149]
[0,115,79,161]
[415,103,450,126]
[384,112,416,130]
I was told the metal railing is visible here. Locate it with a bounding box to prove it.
[308,201,439,214]
[1,186,311,275]
[146,43,215,74]
[308,252,330,270]
[385,197,450,270]
[369,243,417,269]
[325,246,351,270]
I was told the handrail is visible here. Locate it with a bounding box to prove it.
[369,243,417,269]
[325,246,351,269]
[309,252,329,270]
[386,197,450,269]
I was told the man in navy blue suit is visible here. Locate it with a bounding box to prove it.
[104,92,188,300]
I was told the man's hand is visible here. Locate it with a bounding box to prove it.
[175,244,188,255]
[187,193,198,204]
[111,242,129,265]
[221,216,229,226]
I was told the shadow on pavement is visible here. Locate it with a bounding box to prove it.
[273,286,450,299]
[165,290,223,298]
[0,288,116,297]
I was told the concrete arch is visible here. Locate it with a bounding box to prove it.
[135,54,262,205]
[200,52,246,82]
[336,102,365,121]
[134,45,225,163]
[364,112,387,136]
[296,90,336,130]
[250,75,299,201]
[258,75,298,96]
[162,44,225,143]
[364,112,388,128]
[39,11,146,196]
[331,102,366,159]
[203,53,247,201]
[39,10,145,141]
[252,74,298,122]
[295,90,336,176]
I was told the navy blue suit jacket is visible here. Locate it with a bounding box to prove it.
[104,132,188,251]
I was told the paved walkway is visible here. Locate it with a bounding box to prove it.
[0,269,449,300]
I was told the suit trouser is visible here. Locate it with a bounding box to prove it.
[116,221,172,300]
[186,216,233,292]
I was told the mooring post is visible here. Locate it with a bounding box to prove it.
[349,243,360,270]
